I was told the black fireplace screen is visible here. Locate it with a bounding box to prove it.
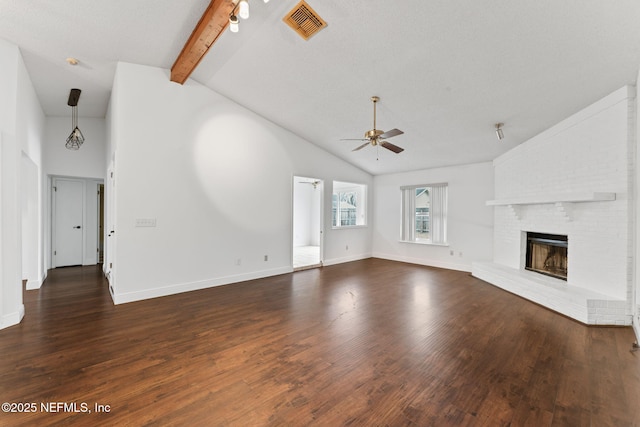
[525,232,568,280]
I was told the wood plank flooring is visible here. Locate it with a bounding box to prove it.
[0,259,638,426]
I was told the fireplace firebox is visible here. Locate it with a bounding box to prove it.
[525,232,568,280]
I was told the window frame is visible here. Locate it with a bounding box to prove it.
[400,183,448,245]
[332,181,367,229]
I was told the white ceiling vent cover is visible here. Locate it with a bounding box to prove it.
[283,1,327,40]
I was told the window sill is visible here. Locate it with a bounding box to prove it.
[399,240,449,247]
[332,225,368,230]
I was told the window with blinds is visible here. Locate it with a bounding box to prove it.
[401,183,448,244]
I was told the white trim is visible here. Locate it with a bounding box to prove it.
[332,181,367,228]
[486,192,616,206]
[111,266,293,305]
[0,304,24,330]
[25,278,42,290]
[292,175,324,269]
[400,182,448,190]
[331,225,368,230]
[372,253,470,272]
[398,240,449,247]
[400,183,448,244]
[323,253,372,266]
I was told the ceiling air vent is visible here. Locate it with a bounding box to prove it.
[283,0,327,40]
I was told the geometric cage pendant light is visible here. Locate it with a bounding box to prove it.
[65,88,85,150]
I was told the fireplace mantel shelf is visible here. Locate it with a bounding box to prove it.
[486,192,616,206]
[486,192,616,221]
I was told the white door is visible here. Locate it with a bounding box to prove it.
[54,178,84,267]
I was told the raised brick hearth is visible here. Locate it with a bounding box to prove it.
[473,86,635,325]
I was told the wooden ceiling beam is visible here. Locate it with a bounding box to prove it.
[170,0,235,84]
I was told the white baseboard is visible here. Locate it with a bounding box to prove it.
[26,277,43,290]
[322,253,372,267]
[372,252,471,272]
[111,266,293,305]
[1,304,25,330]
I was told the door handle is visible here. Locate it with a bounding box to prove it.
[73,226,81,229]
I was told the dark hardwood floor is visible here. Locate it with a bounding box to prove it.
[1,259,638,426]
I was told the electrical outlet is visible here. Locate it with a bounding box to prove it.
[450,250,454,256]
[459,252,463,257]
[235,258,241,266]
[346,245,349,251]
[264,255,268,262]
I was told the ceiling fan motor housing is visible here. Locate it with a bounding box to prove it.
[365,129,384,139]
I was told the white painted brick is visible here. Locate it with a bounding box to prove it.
[488,88,634,320]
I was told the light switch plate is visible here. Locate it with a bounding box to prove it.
[135,218,156,227]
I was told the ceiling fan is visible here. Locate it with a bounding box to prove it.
[341,96,404,154]
[299,180,321,189]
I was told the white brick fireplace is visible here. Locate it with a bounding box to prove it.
[473,86,635,325]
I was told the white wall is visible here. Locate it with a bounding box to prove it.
[21,154,39,287]
[0,38,45,328]
[17,52,45,290]
[373,162,494,271]
[492,87,633,301]
[109,62,373,303]
[44,116,106,179]
[0,39,17,136]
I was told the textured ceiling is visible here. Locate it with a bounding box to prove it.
[2,0,640,175]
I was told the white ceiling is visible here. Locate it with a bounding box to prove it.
[2,0,640,175]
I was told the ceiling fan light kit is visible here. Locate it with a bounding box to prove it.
[341,96,405,155]
[238,0,249,19]
[228,0,271,33]
[229,14,239,32]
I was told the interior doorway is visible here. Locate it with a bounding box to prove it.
[293,176,323,270]
[98,184,104,263]
[52,178,84,267]
[51,177,104,268]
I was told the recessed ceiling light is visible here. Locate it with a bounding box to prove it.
[66,57,79,66]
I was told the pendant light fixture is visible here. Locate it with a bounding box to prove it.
[65,88,85,150]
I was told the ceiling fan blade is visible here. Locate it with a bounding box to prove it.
[341,138,368,141]
[352,142,370,151]
[380,141,404,153]
[379,128,404,139]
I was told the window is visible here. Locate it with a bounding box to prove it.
[332,181,366,227]
[401,183,448,244]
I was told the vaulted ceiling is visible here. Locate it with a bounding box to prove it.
[2,0,640,175]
